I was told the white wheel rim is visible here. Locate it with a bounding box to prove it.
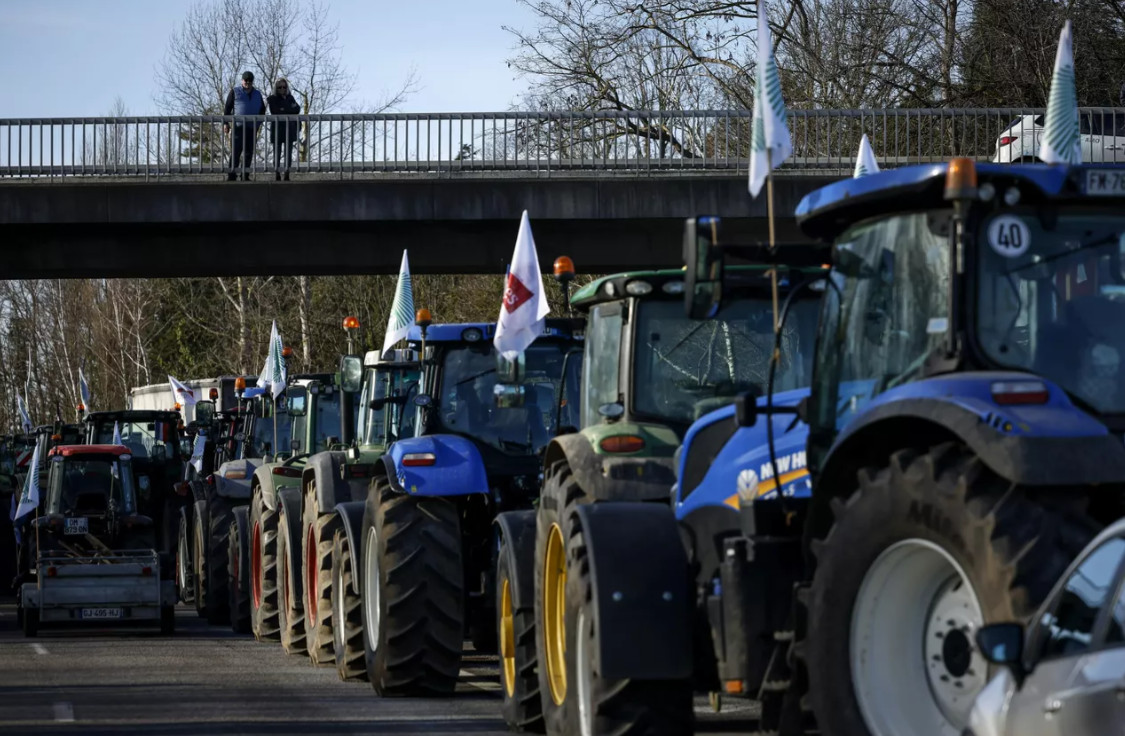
[334,548,346,650]
[577,609,593,736]
[851,538,987,736]
[178,527,189,590]
[363,526,381,654]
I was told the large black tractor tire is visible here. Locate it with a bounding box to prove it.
[331,530,368,682]
[534,461,588,733]
[567,518,693,736]
[203,495,235,626]
[497,538,544,733]
[806,443,1097,736]
[176,514,195,605]
[302,484,337,666]
[250,486,280,642]
[277,502,307,656]
[362,483,464,696]
[227,507,252,634]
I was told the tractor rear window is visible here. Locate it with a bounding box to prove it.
[48,458,136,516]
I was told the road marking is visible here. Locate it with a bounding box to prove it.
[52,702,74,722]
[31,644,48,655]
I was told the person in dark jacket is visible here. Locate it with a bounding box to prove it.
[267,78,301,181]
[223,71,266,181]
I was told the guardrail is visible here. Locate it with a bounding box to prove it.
[1,108,1123,179]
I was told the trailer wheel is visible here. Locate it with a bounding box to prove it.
[302,483,337,666]
[277,503,307,656]
[176,514,194,605]
[569,525,693,736]
[331,530,368,682]
[807,443,1097,736]
[362,482,463,696]
[203,495,234,625]
[250,486,280,642]
[160,605,176,635]
[227,507,252,634]
[498,537,544,732]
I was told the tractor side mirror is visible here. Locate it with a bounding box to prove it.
[288,393,307,417]
[976,623,1027,687]
[194,401,215,425]
[683,216,724,319]
[733,392,759,428]
[339,354,363,394]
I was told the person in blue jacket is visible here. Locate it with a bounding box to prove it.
[223,71,266,181]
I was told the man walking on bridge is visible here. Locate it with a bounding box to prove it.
[223,71,266,181]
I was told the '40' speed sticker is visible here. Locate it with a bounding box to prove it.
[987,215,1031,258]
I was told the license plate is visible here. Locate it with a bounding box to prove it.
[1085,169,1125,195]
[64,517,89,535]
[80,607,122,620]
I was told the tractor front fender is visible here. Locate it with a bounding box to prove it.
[303,451,365,514]
[812,394,1125,543]
[251,466,284,512]
[493,510,536,611]
[382,435,488,497]
[574,502,692,680]
[544,434,676,503]
[333,500,366,596]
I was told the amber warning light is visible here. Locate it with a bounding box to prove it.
[342,316,360,330]
[415,309,433,328]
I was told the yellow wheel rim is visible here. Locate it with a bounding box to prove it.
[543,523,567,706]
[501,577,516,697]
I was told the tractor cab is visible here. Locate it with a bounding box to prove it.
[283,373,343,457]
[39,445,144,551]
[404,320,580,482]
[784,160,1125,736]
[340,347,423,458]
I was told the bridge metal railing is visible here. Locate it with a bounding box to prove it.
[1,108,1123,180]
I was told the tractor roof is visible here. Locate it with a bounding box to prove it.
[797,162,1125,241]
[49,444,131,458]
[405,320,579,344]
[572,264,825,311]
[85,410,180,423]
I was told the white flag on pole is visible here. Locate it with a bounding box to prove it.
[190,433,207,474]
[168,375,198,407]
[382,250,415,359]
[17,393,32,433]
[854,134,881,177]
[113,421,123,446]
[13,442,41,521]
[79,367,92,411]
[494,211,551,359]
[748,0,792,198]
[256,321,288,400]
[1039,20,1082,165]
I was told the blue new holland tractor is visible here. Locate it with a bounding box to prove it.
[568,161,1125,736]
[359,315,582,696]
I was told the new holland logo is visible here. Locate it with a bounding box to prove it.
[736,468,759,497]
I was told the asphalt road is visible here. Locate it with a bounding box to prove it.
[0,603,757,735]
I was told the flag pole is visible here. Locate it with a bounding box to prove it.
[766,147,780,334]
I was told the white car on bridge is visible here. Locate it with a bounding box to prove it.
[992,112,1125,163]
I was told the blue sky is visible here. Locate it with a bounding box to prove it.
[0,0,540,117]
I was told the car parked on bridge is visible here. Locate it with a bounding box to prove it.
[993,112,1125,163]
[966,516,1125,736]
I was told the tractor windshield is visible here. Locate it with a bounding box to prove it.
[47,456,136,516]
[249,402,291,458]
[312,389,341,453]
[976,209,1125,413]
[359,366,421,447]
[632,298,818,425]
[437,343,568,455]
